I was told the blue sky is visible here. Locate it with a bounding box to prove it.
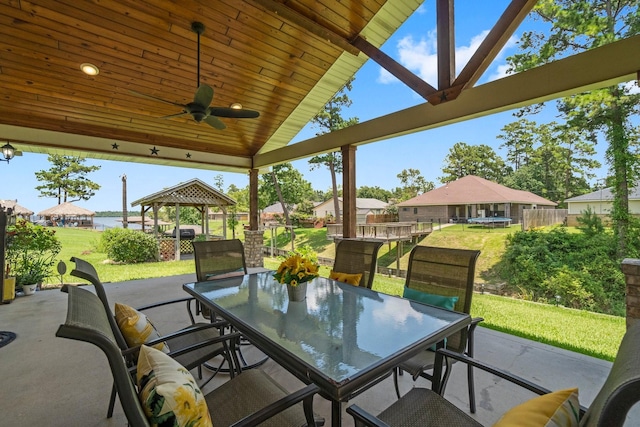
[3,2,613,214]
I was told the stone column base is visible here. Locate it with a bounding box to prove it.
[244,230,265,268]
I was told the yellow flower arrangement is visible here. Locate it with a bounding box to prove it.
[273,252,320,287]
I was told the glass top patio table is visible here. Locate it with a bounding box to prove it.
[183,271,470,425]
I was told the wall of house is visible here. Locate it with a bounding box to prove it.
[568,201,612,215]
[313,200,341,219]
[398,205,447,222]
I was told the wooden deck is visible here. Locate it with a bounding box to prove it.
[326,222,432,241]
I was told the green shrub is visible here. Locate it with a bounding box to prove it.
[497,226,624,316]
[6,219,62,285]
[101,228,158,263]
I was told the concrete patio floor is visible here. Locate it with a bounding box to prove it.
[0,273,622,426]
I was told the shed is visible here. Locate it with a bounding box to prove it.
[130,178,237,260]
[37,202,95,227]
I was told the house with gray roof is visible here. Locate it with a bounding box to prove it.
[396,175,556,224]
[564,185,640,226]
[313,197,388,223]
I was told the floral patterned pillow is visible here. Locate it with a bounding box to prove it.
[137,345,213,427]
[114,303,170,354]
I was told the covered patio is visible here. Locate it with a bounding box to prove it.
[0,274,619,426]
[1,1,638,241]
[1,1,640,425]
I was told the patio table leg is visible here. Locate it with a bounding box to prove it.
[332,400,343,427]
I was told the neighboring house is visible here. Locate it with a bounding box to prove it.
[313,198,388,223]
[261,201,324,224]
[396,175,556,224]
[261,202,295,223]
[564,185,640,226]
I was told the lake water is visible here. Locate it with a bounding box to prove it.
[93,217,142,230]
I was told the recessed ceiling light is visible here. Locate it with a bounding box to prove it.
[230,103,243,110]
[80,63,99,76]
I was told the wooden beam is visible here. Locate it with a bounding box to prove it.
[454,0,537,89]
[352,36,437,99]
[341,145,357,239]
[249,169,259,231]
[247,0,361,56]
[437,0,455,89]
[254,34,640,168]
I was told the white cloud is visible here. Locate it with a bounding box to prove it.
[623,80,640,95]
[377,29,520,85]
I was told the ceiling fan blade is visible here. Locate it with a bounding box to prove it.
[159,111,189,119]
[209,107,260,119]
[194,84,214,107]
[203,115,226,130]
[129,90,185,108]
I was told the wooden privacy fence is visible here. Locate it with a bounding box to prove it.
[522,209,567,230]
[367,214,397,223]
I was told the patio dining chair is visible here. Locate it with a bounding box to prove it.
[192,239,269,370]
[56,285,323,427]
[348,321,640,427]
[332,239,384,289]
[69,256,230,418]
[393,246,481,413]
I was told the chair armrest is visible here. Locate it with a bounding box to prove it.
[470,317,484,327]
[144,320,229,346]
[123,331,242,361]
[439,349,589,416]
[136,296,199,324]
[231,383,321,427]
[346,404,391,427]
[135,296,194,311]
[439,348,553,396]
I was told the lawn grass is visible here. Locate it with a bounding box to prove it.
[48,226,624,361]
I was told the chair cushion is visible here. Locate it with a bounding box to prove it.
[403,288,458,350]
[402,287,458,310]
[137,345,213,427]
[493,388,579,427]
[114,303,170,353]
[330,270,363,286]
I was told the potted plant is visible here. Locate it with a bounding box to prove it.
[6,219,61,295]
[16,258,51,295]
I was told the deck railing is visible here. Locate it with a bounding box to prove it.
[326,222,432,241]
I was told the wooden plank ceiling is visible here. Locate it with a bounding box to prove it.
[2,0,638,175]
[0,0,418,171]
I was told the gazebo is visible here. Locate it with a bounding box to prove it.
[130,178,237,261]
[37,202,95,228]
[0,200,33,219]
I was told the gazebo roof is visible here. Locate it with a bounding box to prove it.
[37,202,95,217]
[130,178,236,208]
[0,199,33,216]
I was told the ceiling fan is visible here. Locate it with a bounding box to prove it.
[130,21,259,130]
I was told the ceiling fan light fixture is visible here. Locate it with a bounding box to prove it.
[230,103,243,110]
[80,63,100,76]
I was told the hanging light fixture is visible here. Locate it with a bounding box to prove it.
[1,143,15,163]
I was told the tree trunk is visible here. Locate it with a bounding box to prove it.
[271,172,291,225]
[121,174,128,229]
[608,90,630,258]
